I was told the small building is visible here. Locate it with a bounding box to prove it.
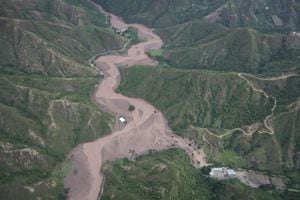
[227,169,236,177]
[99,70,104,75]
[209,168,224,176]
[209,167,236,178]
[115,27,128,35]
[119,117,126,123]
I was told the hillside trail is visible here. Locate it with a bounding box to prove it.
[240,73,299,81]
[238,72,300,135]
[238,73,276,135]
[200,72,293,153]
[64,3,207,200]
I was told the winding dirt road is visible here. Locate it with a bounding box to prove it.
[64,4,207,200]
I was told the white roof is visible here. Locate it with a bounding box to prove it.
[119,117,126,123]
[211,168,223,171]
[227,169,236,175]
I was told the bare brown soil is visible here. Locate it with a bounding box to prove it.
[64,4,207,200]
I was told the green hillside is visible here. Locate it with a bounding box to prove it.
[119,66,300,175]
[0,0,127,199]
[155,23,299,74]
[0,0,299,199]
[95,0,226,28]
[0,0,126,76]
[96,0,300,29]
[97,0,300,75]
[119,66,273,132]
[102,149,286,200]
[0,75,113,199]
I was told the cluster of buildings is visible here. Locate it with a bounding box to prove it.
[115,27,128,35]
[209,167,237,178]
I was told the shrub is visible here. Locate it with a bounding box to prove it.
[128,105,135,112]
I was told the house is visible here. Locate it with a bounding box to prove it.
[209,168,224,176]
[115,27,128,35]
[209,167,236,178]
[226,169,236,177]
[119,116,126,123]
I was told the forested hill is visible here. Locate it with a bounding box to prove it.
[96,0,300,29]
[97,0,300,75]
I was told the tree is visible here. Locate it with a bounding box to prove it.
[128,105,135,112]
[201,166,211,175]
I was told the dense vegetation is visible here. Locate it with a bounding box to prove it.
[0,0,126,76]
[96,0,300,29]
[0,0,127,199]
[119,66,273,132]
[119,66,300,176]
[97,0,300,75]
[156,24,300,74]
[102,149,289,200]
[97,0,300,180]
[0,0,299,199]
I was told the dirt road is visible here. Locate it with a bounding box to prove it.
[64,4,207,200]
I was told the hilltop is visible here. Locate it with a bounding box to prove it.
[96,0,300,29]
[156,23,300,74]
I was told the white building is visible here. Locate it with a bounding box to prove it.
[119,117,126,123]
[227,169,236,177]
[209,167,236,178]
[209,168,224,176]
[115,27,128,35]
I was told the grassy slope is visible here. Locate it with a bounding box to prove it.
[0,0,126,199]
[0,0,126,77]
[0,75,112,200]
[157,25,300,74]
[102,149,284,200]
[97,0,300,75]
[242,75,300,169]
[119,66,300,175]
[95,0,226,28]
[119,66,273,132]
[96,0,300,29]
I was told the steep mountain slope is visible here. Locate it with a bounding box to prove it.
[203,0,300,29]
[0,75,112,200]
[96,0,300,29]
[0,0,127,199]
[102,149,287,200]
[119,66,273,132]
[0,0,126,76]
[119,66,300,175]
[95,0,227,28]
[97,0,300,75]
[157,25,300,74]
[96,0,299,195]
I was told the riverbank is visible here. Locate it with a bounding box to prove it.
[63,3,208,200]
